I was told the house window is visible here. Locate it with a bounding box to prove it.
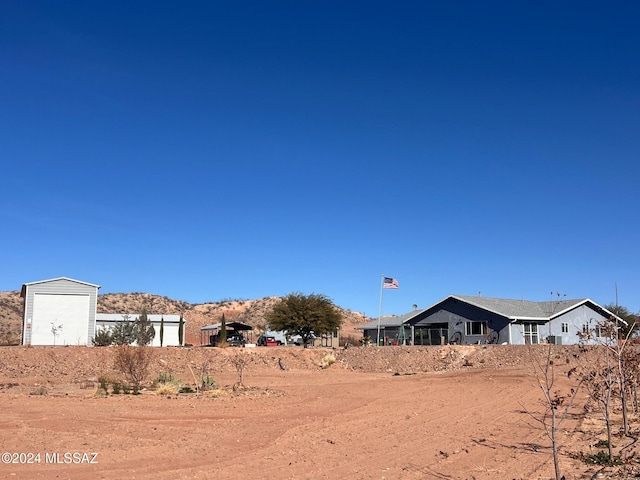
[523,323,539,344]
[465,321,486,336]
[582,324,590,334]
[561,323,568,333]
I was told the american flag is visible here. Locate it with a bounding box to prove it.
[383,277,399,289]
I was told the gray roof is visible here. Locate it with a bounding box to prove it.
[451,295,588,320]
[22,276,101,289]
[360,295,621,327]
[357,310,425,330]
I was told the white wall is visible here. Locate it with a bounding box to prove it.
[31,294,91,346]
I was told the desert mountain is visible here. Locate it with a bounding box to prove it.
[0,291,370,346]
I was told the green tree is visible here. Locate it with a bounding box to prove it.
[134,309,156,346]
[266,292,342,348]
[218,313,227,347]
[603,303,639,338]
[178,315,184,346]
[159,316,164,347]
[111,315,136,345]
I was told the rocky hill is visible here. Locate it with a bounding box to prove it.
[0,291,370,346]
[0,291,22,345]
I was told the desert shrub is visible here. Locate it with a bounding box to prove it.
[156,372,178,384]
[179,386,194,394]
[230,350,253,387]
[319,353,336,369]
[92,327,113,346]
[112,381,123,394]
[155,382,181,395]
[154,372,182,394]
[113,345,153,388]
[30,385,47,396]
[98,375,110,391]
[199,375,217,391]
[584,450,623,466]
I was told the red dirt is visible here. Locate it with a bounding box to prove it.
[0,345,637,479]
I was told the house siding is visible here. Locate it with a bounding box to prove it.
[413,298,510,345]
[510,304,612,345]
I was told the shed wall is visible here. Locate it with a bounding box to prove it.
[23,278,98,346]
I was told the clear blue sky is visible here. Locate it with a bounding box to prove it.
[1,1,639,317]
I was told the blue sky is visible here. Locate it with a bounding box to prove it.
[1,1,639,317]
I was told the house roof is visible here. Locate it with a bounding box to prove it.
[406,295,622,323]
[450,295,587,320]
[357,310,425,330]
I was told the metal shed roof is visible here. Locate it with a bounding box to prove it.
[96,313,182,323]
[21,276,101,295]
[200,322,253,331]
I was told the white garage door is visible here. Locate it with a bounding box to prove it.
[31,294,90,346]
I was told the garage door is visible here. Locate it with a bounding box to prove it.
[31,294,90,346]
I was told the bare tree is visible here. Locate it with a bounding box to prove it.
[113,345,154,392]
[576,320,624,463]
[230,350,253,389]
[526,344,582,480]
[50,321,63,346]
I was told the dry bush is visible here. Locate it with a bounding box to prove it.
[319,353,336,369]
[155,382,181,395]
[113,345,153,390]
[340,334,361,347]
[230,350,253,388]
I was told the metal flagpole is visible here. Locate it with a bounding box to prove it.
[377,274,384,346]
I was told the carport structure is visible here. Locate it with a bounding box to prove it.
[200,322,253,346]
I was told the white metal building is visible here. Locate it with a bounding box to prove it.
[21,277,184,347]
[95,313,183,347]
[21,277,100,346]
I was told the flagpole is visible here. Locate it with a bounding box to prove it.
[377,274,384,346]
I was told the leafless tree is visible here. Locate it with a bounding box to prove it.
[113,345,153,391]
[230,350,253,389]
[526,344,582,480]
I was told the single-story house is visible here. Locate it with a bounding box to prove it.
[359,295,621,346]
[95,314,183,347]
[21,277,100,346]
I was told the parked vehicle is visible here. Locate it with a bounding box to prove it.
[227,334,246,347]
[289,334,315,346]
[257,334,279,346]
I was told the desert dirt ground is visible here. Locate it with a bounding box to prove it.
[0,345,637,480]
